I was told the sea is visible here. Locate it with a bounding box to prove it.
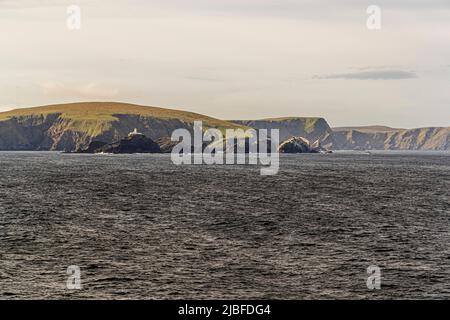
[0,151,449,299]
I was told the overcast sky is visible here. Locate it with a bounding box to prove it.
[1,0,449,127]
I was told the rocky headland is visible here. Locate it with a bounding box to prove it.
[0,102,448,151]
[77,130,161,154]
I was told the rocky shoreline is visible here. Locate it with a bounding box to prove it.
[76,129,331,154]
[278,136,332,154]
[76,130,161,154]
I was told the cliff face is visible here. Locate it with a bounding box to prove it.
[0,113,195,151]
[332,127,450,150]
[232,118,334,148]
[0,113,62,150]
[0,103,448,151]
[0,102,243,152]
[231,120,450,151]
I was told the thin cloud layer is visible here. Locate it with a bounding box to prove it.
[314,70,417,80]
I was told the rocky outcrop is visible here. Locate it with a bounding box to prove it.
[310,139,331,153]
[155,137,179,153]
[278,136,315,153]
[78,134,161,154]
[156,133,275,154]
[78,140,108,153]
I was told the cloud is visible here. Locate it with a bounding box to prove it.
[40,81,119,98]
[314,70,417,80]
[0,0,91,8]
[184,75,223,82]
[1,0,448,128]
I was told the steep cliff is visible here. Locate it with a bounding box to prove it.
[231,120,449,151]
[332,126,450,150]
[231,117,334,148]
[0,102,244,151]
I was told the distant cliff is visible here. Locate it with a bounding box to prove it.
[232,118,334,148]
[0,102,244,151]
[332,126,450,150]
[231,120,449,151]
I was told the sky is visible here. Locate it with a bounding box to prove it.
[1,0,449,128]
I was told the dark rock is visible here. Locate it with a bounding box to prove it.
[278,136,312,153]
[278,136,332,153]
[156,137,179,153]
[101,135,161,154]
[78,134,161,154]
[310,139,333,153]
[76,140,107,153]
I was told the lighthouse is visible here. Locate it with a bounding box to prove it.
[128,128,144,137]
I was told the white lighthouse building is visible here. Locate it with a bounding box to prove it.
[128,128,144,137]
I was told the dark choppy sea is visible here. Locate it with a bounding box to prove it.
[0,151,449,299]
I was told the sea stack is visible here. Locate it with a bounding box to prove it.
[78,129,161,154]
